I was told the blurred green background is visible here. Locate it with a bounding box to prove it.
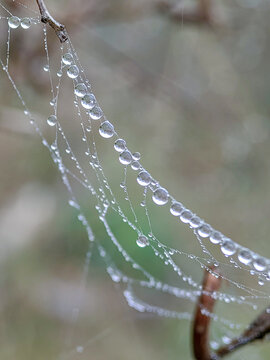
[0,0,270,359]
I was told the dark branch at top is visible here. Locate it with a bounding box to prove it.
[36,0,68,42]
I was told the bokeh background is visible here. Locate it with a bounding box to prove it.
[0,0,270,359]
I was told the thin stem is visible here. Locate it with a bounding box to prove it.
[193,266,221,360]
[35,0,67,42]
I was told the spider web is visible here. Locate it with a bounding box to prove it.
[0,0,270,356]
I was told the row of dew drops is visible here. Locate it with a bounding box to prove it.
[46,51,270,282]
[9,6,269,284]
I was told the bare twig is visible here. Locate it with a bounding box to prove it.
[35,0,67,42]
[193,267,270,359]
[215,307,270,358]
[193,266,221,360]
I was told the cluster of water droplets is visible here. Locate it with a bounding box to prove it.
[8,16,38,29]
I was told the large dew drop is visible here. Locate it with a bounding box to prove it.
[253,257,267,272]
[197,224,212,238]
[189,216,202,228]
[170,202,183,216]
[119,150,133,165]
[114,139,126,152]
[47,115,57,127]
[8,16,20,29]
[180,210,193,223]
[209,231,223,244]
[136,235,149,248]
[67,65,79,79]
[62,53,73,65]
[89,106,103,120]
[238,249,252,265]
[152,188,169,205]
[132,152,141,161]
[81,94,96,110]
[221,239,236,257]
[99,121,115,138]
[137,171,151,186]
[131,161,141,171]
[74,83,87,98]
[21,18,31,29]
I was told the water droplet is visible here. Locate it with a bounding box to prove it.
[132,152,141,161]
[221,239,236,256]
[189,216,202,228]
[74,83,87,98]
[119,150,133,165]
[131,161,141,170]
[136,235,149,248]
[67,65,79,79]
[57,70,62,77]
[47,115,57,126]
[253,257,266,272]
[81,94,96,110]
[8,16,20,29]
[62,53,73,65]
[238,249,252,265]
[180,210,193,223]
[152,188,169,205]
[210,231,223,245]
[20,17,31,29]
[43,64,49,72]
[137,171,151,186]
[114,139,126,152]
[170,202,184,216]
[89,106,103,120]
[197,224,212,238]
[99,121,115,138]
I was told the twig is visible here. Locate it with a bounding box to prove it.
[193,266,221,360]
[215,307,270,358]
[35,0,67,42]
[193,266,270,359]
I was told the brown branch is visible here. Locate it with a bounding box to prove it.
[193,266,270,359]
[193,266,222,360]
[35,0,68,42]
[215,307,270,358]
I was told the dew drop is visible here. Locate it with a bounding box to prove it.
[67,65,79,79]
[114,139,126,152]
[221,239,236,256]
[89,106,103,120]
[8,16,20,29]
[81,94,96,110]
[47,115,57,126]
[210,231,223,245]
[131,161,141,170]
[136,235,149,248]
[137,171,151,186]
[189,216,202,228]
[99,120,115,138]
[119,150,133,165]
[132,152,141,161]
[74,83,87,98]
[238,249,252,265]
[20,17,31,29]
[180,210,193,223]
[43,64,49,72]
[253,257,267,272]
[197,224,212,238]
[170,202,184,216]
[152,188,169,206]
[62,53,73,65]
